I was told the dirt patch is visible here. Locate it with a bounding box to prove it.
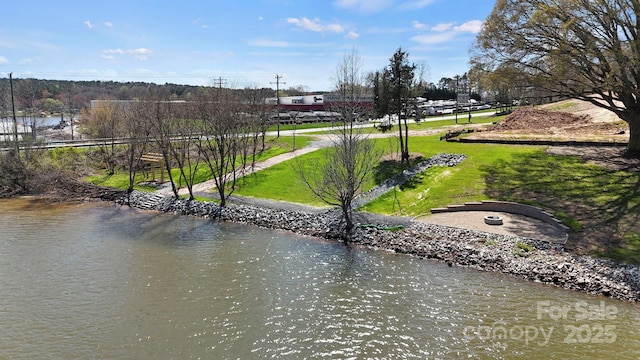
[379,152,424,162]
[466,100,628,143]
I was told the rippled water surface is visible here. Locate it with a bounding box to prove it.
[1,198,639,359]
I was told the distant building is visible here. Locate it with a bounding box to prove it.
[266,93,374,112]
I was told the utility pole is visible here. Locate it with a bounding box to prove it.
[455,75,459,124]
[270,74,285,138]
[9,72,19,153]
[213,77,227,89]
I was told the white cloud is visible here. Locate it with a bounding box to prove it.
[454,20,484,33]
[84,20,93,29]
[0,56,9,65]
[127,48,151,61]
[102,49,123,59]
[287,17,344,34]
[431,23,453,32]
[258,16,264,21]
[411,32,456,45]
[192,18,209,29]
[345,31,360,39]
[105,21,113,27]
[412,21,427,30]
[101,48,151,61]
[412,19,484,45]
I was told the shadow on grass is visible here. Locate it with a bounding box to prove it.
[480,150,640,264]
[372,156,425,186]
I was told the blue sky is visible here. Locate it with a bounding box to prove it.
[0,0,495,91]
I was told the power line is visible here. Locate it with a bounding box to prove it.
[213,76,227,89]
[270,74,286,138]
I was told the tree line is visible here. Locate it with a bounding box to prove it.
[87,86,273,207]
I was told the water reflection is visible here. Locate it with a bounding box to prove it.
[0,198,638,359]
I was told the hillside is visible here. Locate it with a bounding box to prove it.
[469,99,628,143]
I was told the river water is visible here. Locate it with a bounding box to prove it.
[1,198,639,359]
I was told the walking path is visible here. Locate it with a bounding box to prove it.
[158,137,335,197]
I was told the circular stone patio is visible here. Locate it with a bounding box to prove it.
[415,211,568,244]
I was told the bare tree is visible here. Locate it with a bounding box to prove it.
[328,47,369,123]
[297,48,381,236]
[85,98,123,175]
[147,95,181,198]
[123,100,151,202]
[195,87,249,207]
[239,85,271,169]
[168,100,201,200]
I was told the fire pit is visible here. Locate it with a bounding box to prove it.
[484,215,503,225]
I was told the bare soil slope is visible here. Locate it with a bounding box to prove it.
[468,99,628,142]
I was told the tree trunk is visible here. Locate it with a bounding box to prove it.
[397,110,405,162]
[341,203,354,236]
[403,117,409,162]
[627,117,640,157]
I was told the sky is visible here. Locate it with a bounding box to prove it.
[0,0,496,91]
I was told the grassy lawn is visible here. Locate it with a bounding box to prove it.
[361,136,541,216]
[479,150,640,263]
[233,134,538,212]
[85,136,313,191]
[233,149,330,207]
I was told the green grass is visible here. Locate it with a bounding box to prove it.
[514,241,535,257]
[234,133,539,213]
[553,211,583,231]
[361,135,541,216]
[301,114,502,135]
[233,149,330,206]
[480,151,640,222]
[543,101,577,112]
[596,235,640,265]
[85,136,312,191]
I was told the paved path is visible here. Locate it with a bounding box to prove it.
[158,137,335,197]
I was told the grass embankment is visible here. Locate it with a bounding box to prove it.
[479,150,640,263]
[86,136,313,192]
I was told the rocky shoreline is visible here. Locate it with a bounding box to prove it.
[117,188,640,302]
[114,152,639,302]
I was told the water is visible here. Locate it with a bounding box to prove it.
[0,116,64,129]
[1,198,639,359]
